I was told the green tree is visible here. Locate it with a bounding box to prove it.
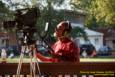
[36,0,88,40]
[72,0,115,28]
[0,1,14,20]
[2,0,88,43]
[71,27,88,40]
[0,1,14,32]
[36,0,65,33]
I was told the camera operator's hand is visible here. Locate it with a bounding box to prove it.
[35,52,58,62]
[35,52,46,61]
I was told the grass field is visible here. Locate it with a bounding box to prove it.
[0,57,115,63]
[80,57,115,62]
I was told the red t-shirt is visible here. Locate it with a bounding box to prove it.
[50,38,80,62]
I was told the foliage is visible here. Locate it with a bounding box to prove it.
[36,0,88,40]
[72,0,115,29]
[36,0,65,34]
[71,27,88,40]
[1,0,88,41]
[0,1,14,21]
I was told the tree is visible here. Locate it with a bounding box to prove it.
[0,1,14,21]
[2,0,88,44]
[36,0,65,32]
[72,0,115,28]
[96,0,115,26]
[71,27,88,40]
[0,1,14,32]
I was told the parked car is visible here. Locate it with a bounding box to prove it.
[97,46,112,56]
[80,44,96,57]
[0,45,20,58]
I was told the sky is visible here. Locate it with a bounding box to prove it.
[54,0,72,10]
[2,0,72,10]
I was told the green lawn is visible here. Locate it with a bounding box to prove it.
[0,58,31,63]
[80,57,115,62]
[0,57,115,63]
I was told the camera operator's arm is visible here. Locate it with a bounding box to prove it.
[35,52,58,62]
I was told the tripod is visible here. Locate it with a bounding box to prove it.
[16,35,41,77]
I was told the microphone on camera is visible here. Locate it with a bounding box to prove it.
[40,22,49,39]
[45,22,49,32]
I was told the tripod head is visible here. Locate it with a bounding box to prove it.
[19,28,37,46]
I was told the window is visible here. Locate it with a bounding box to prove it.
[95,38,99,45]
[112,40,115,48]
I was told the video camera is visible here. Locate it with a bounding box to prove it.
[3,7,40,45]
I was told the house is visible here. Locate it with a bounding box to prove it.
[0,13,17,48]
[64,10,104,51]
[64,10,86,28]
[0,32,17,48]
[96,29,115,51]
[76,28,103,51]
[0,32,8,48]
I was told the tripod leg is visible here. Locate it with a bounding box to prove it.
[16,46,27,77]
[35,58,42,77]
[29,52,36,77]
[33,58,36,77]
[16,52,24,77]
[28,45,42,77]
[33,49,42,77]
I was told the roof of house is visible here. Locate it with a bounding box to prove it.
[96,29,115,38]
[85,28,103,36]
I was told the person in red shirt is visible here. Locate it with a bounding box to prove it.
[36,21,80,62]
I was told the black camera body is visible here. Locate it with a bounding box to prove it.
[3,7,40,45]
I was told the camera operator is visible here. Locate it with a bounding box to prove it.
[36,21,80,62]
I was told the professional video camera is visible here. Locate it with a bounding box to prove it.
[3,7,40,45]
[3,7,54,56]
